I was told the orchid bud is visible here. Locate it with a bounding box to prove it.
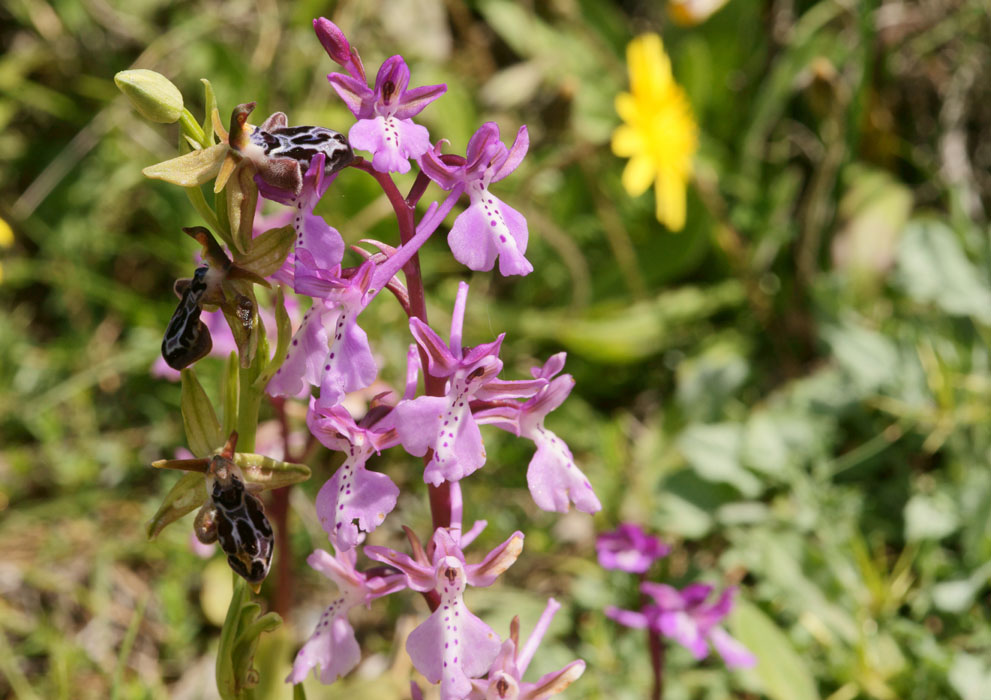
[114,69,184,123]
[313,17,352,66]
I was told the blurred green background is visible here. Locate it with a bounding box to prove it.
[3,0,991,698]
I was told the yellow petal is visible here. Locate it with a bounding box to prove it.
[612,125,645,158]
[628,34,671,97]
[654,169,687,232]
[621,155,656,197]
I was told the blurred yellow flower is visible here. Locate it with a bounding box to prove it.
[612,33,698,231]
[0,217,12,283]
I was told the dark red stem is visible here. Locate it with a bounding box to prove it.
[268,396,294,618]
[640,571,664,700]
[351,158,458,611]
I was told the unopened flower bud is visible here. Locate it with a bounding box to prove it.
[114,69,184,123]
[313,17,351,65]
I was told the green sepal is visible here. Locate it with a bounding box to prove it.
[235,226,294,278]
[222,351,239,437]
[181,368,223,457]
[202,79,218,146]
[142,143,229,187]
[233,453,311,490]
[146,472,207,540]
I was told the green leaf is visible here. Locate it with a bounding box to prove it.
[904,492,960,542]
[180,368,223,457]
[256,287,292,388]
[142,143,229,187]
[895,218,991,322]
[235,226,294,278]
[677,423,762,497]
[146,472,207,540]
[729,600,819,700]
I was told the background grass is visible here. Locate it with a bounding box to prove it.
[2,0,991,698]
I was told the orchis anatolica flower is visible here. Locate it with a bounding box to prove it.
[366,527,523,700]
[287,547,405,684]
[328,49,446,174]
[420,122,533,276]
[394,282,545,486]
[308,399,400,550]
[468,598,586,700]
[476,353,601,514]
[607,583,756,669]
[596,523,669,573]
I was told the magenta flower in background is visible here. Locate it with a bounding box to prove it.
[287,547,405,685]
[596,523,670,574]
[308,399,400,551]
[467,598,586,700]
[475,352,601,514]
[366,527,524,700]
[419,122,533,276]
[394,282,545,485]
[607,583,756,669]
[329,52,446,174]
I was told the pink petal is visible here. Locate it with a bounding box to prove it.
[709,626,756,669]
[526,432,601,514]
[349,116,430,174]
[286,601,361,684]
[394,395,448,457]
[318,310,377,407]
[316,460,399,551]
[448,192,532,277]
[328,73,373,119]
[267,302,334,398]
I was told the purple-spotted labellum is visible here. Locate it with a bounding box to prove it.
[193,433,274,589]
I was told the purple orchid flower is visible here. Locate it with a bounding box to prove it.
[329,53,446,174]
[419,122,533,276]
[308,399,401,550]
[607,583,756,669]
[267,195,461,403]
[287,547,406,685]
[474,353,601,514]
[468,598,586,700]
[366,527,524,700]
[595,523,670,574]
[394,282,546,486]
[256,153,346,279]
